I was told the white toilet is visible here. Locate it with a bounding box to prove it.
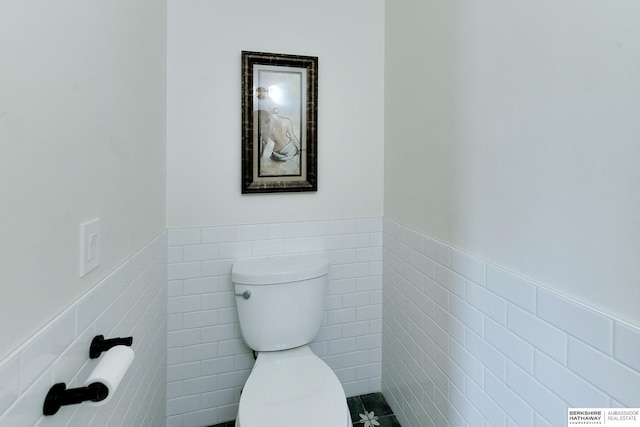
[231,255,350,427]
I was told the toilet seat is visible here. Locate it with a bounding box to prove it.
[236,345,349,427]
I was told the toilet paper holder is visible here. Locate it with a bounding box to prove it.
[43,335,134,415]
[43,382,108,415]
[89,334,133,358]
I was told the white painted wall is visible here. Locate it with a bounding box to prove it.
[385,0,640,326]
[0,1,167,359]
[166,0,385,227]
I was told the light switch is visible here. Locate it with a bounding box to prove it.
[87,232,99,261]
[80,219,100,277]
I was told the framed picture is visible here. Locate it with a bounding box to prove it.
[241,51,318,193]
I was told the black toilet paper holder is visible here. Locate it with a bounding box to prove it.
[89,334,133,359]
[42,334,134,415]
[43,382,108,415]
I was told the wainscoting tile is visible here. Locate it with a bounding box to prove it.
[382,219,640,427]
[167,218,383,425]
[0,233,166,427]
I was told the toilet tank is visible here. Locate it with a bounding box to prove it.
[231,255,330,352]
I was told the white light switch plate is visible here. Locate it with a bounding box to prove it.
[79,218,100,277]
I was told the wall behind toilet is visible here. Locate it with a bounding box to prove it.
[166,0,385,227]
[166,0,385,425]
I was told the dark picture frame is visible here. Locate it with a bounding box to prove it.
[241,51,318,193]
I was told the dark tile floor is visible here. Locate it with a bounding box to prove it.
[208,392,400,426]
[348,393,401,426]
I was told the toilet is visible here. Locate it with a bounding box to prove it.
[231,255,350,427]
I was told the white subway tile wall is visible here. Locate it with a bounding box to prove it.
[166,218,383,427]
[382,219,640,427]
[0,232,167,427]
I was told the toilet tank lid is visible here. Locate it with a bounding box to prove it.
[232,255,330,285]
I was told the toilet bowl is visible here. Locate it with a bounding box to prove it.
[235,346,350,427]
[231,255,349,427]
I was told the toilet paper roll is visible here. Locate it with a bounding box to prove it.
[85,345,134,406]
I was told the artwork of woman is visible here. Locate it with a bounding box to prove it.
[255,84,303,177]
[241,51,317,193]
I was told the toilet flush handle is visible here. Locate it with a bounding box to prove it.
[235,290,251,300]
